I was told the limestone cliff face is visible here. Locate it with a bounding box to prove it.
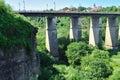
[0,28,40,80]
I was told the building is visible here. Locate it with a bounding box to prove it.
[88,3,102,12]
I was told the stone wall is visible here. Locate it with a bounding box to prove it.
[0,28,40,80]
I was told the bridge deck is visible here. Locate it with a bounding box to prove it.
[18,11,120,17]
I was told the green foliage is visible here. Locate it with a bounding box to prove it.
[40,65,59,80]
[108,69,120,80]
[66,42,95,66]
[39,52,54,67]
[62,7,69,10]
[53,65,80,80]
[71,7,77,12]
[109,52,120,80]
[28,17,46,28]
[28,6,120,80]
[80,49,112,80]
[28,17,46,52]
[49,74,65,80]
[56,17,70,62]
[78,6,86,12]
[58,37,70,63]
[39,52,56,80]
[101,17,107,42]
[40,66,58,80]
[81,17,90,41]
[98,6,119,12]
[110,52,120,70]
[30,74,39,80]
[0,1,34,52]
[36,27,46,52]
[92,49,110,62]
[80,59,112,80]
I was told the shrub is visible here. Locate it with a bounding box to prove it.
[66,42,95,66]
[109,52,120,80]
[58,37,70,63]
[92,49,110,62]
[39,52,54,67]
[108,69,120,80]
[0,1,35,52]
[49,74,65,80]
[39,52,56,80]
[80,49,112,80]
[53,65,80,80]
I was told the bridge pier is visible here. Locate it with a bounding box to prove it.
[89,16,102,46]
[70,17,82,41]
[46,17,59,60]
[105,17,119,49]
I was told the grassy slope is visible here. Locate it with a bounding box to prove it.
[0,1,35,52]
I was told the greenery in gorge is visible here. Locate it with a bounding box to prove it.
[1,1,120,79]
[35,6,120,80]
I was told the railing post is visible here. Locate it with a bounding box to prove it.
[46,17,59,60]
[70,17,82,41]
[89,16,102,46]
[105,16,119,49]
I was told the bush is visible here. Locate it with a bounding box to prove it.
[58,37,70,63]
[66,42,95,66]
[110,52,120,69]
[92,49,110,62]
[109,69,120,80]
[39,52,56,80]
[80,59,112,80]
[80,49,112,80]
[49,74,65,80]
[0,1,35,52]
[109,52,120,80]
[40,66,59,80]
[39,52,54,67]
[53,65,80,80]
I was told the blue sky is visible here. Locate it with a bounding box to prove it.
[4,0,120,11]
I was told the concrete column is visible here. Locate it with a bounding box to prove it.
[89,16,102,46]
[70,17,82,41]
[105,16,119,49]
[46,17,59,60]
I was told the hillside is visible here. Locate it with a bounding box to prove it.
[0,1,35,52]
[0,1,40,80]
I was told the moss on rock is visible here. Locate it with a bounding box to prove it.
[0,1,36,52]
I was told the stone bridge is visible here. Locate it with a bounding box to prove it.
[19,12,120,60]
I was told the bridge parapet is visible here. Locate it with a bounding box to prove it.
[18,12,120,17]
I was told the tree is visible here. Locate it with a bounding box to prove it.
[78,6,86,12]
[80,49,112,80]
[50,8,54,11]
[63,7,69,10]
[109,52,120,80]
[92,49,110,62]
[109,69,120,80]
[52,65,80,80]
[66,42,95,66]
[71,7,77,11]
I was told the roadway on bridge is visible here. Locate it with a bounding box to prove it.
[18,11,120,17]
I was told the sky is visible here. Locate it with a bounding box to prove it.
[4,0,120,11]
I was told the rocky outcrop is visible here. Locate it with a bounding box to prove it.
[0,28,40,80]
